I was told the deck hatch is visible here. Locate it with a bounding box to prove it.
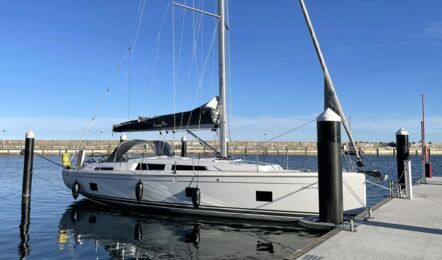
[256,191,273,202]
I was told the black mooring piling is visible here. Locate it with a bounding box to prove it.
[396,128,409,187]
[317,108,343,225]
[19,130,34,259]
[19,199,31,258]
[181,136,187,157]
[21,131,35,200]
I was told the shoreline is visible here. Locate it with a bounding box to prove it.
[1,140,441,156]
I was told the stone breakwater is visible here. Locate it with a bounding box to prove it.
[0,140,441,156]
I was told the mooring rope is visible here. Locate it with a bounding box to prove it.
[343,178,367,209]
[33,153,65,168]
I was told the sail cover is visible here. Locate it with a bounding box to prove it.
[113,97,220,132]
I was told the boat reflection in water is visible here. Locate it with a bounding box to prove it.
[58,200,323,259]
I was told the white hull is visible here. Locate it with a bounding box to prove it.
[62,157,366,222]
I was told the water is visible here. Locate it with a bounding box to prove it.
[1,155,440,259]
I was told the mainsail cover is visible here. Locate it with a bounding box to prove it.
[113,97,220,132]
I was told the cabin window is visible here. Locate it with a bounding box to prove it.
[90,183,98,191]
[136,163,147,170]
[172,165,206,171]
[94,167,113,171]
[136,163,165,170]
[256,191,273,202]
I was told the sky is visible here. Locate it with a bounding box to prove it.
[0,0,442,143]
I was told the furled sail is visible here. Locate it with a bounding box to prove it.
[113,97,220,132]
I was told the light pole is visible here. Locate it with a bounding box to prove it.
[99,130,103,150]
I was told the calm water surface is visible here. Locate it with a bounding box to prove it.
[1,155,440,259]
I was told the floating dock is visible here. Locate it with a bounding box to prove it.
[289,177,442,260]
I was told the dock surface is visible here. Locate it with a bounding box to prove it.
[294,177,442,260]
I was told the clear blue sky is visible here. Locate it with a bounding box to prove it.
[0,0,441,142]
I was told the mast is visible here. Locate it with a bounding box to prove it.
[218,0,228,158]
[299,0,362,164]
[173,0,228,158]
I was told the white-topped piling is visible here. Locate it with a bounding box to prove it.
[22,131,35,199]
[20,130,34,258]
[317,108,343,225]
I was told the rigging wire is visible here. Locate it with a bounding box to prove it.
[74,45,132,161]
[175,0,189,81]
[191,18,216,101]
[130,0,147,55]
[171,0,218,131]
[142,1,171,115]
[184,21,218,130]
[128,46,132,119]
[247,118,317,150]
[172,0,176,137]
[71,87,112,162]
[180,0,206,127]
[127,0,147,119]
[73,1,146,161]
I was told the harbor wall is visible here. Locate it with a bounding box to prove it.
[0,140,441,156]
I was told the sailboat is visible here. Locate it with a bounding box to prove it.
[62,0,366,222]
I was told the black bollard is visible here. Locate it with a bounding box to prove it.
[317,109,343,225]
[396,129,409,187]
[22,131,35,200]
[181,136,187,157]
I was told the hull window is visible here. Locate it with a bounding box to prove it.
[256,191,273,202]
[90,183,98,191]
